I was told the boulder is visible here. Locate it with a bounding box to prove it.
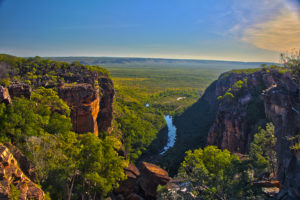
[138,162,172,199]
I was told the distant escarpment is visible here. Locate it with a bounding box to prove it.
[0,54,114,135]
[173,64,300,199]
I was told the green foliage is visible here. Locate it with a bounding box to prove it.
[289,135,300,150]
[78,133,127,196]
[114,96,165,161]
[0,54,110,88]
[9,183,21,200]
[0,88,72,143]
[223,91,234,100]
[0,85,127,199]
[249,123,277,178]
[167,146,266,200]
[178,146,240,199]
[232,79,247,90]
[220,68,262,80]
[0,78,11,86]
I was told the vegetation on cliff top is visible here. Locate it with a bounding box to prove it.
[0,54,110,88]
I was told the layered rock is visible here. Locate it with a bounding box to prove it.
[115,162,172,200]
[0,144,44,200]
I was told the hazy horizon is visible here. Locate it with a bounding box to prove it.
[0,0,299,62]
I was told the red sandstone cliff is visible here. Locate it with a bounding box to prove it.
[58,84,101,135]
[57,77,114,135]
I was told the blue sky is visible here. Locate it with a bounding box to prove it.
[0,0,299,62]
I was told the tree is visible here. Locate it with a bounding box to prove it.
[172,146,267,200]
[178,146,241,200]
[249,123,277,179]
[78,133,128,199]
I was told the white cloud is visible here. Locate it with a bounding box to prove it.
[242,9,300,52]
[228,0,300,52]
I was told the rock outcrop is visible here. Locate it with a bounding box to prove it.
[58,84,101,135]
[57,77,114,135]
[115,162,172,200]
[0,80,114,136]
[139,162,172,199]
[0,144,45,200]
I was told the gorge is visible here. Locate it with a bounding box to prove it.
[0,54,300,199]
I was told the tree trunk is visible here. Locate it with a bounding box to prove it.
[67,175,76,200]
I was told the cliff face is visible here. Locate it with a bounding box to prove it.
[203,68,300,199]
[207,70,275,153]
[98,77,115,133]
[0,144,44,200]
[58,84,101,135]
[263,71,300,199]
[57,77,114,135]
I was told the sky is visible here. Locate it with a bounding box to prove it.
[0,0,299,62]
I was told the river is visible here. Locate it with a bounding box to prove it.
[145,103,177,154]
[161,115,177,154]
